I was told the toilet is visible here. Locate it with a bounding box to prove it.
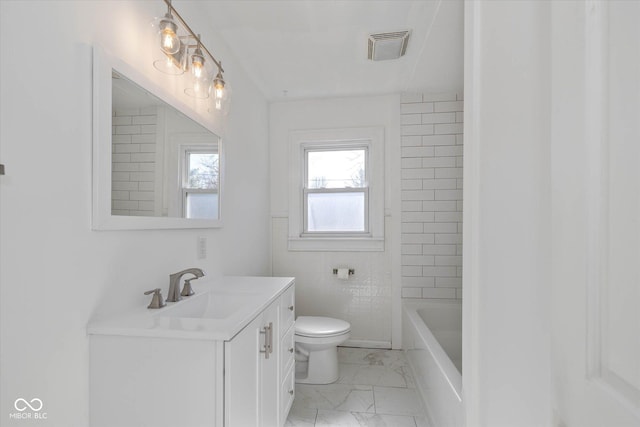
[294,316,351,384]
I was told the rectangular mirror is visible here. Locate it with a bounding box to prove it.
[92,47,223,230]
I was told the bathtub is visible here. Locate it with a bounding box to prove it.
[403,299,463,427]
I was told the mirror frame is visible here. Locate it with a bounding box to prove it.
[92,46,223,230]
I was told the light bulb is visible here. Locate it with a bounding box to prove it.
[193,63,204,79]
[191,46,205,80]
[158,13,180,55]
[208,71,230,115]
[212,72,225,110]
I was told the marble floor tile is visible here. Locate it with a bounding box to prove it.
[285,403,317,427]
[337,363,414,388]
[295,383,375,413]
[315,410,418,427]
[338,347,409,370]
[373,386,425,417]
[287,349,430,426]
[414,415,434,427]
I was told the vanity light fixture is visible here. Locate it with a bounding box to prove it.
[190,39,205,80]
[212,67,227,111]
[184,36,209,99]
[158,8,180,55]
[153,0,230,111]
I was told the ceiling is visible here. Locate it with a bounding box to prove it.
[184,0,463,102]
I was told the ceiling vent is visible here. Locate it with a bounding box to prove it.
[367,30,410,61]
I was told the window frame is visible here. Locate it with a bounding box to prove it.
[302,144,370,236]
[288,127,385,252]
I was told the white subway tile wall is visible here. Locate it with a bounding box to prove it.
[401,93,463,300]
[111,107,157,216]
[271,217,392,347]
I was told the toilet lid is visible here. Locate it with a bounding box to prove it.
[295,316,351,337]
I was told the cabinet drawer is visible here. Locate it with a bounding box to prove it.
[281,324,295,375]
[279,285,295,333]
[280,364,295,422]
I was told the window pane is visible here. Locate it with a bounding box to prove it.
[186,193,218,219]
[307,192,365,232]
[307,149,366,189]
[188,153,218,189]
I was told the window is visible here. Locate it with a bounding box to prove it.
[304,147,368,234]
[289,127,384,251]
[182,148,219,220]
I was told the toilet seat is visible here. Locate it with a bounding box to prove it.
[295,316,350,338]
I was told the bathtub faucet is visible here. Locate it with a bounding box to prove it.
[167,268,206,302]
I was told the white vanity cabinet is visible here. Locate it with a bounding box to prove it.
[225,283,295,427]
[88,277,294,427]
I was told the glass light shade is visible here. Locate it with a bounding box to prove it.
[191,47,205,80]
[158,14,180,55]
[210,73,230,113]
[184,76,210,99]
[153,43,186,75]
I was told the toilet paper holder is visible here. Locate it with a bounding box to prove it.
[332,268,355,276]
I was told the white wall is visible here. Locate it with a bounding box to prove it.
[463,1,552,425]
[269,95,401,348]
[0,2,270,426]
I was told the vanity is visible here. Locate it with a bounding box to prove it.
[88,45,295,426]
[88,276,295,427]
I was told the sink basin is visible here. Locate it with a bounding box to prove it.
[88,276,295,341]
[158,292,261,320]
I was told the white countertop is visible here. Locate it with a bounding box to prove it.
[87,276,295,341]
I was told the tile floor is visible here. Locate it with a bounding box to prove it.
[286,347,431,427]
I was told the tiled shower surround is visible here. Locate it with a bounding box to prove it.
[400,93,464,300]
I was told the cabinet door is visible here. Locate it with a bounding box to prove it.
[225,314,262,427]
[260,301,280,427]
[225,290,294,427]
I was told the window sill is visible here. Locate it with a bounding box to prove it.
[287,236,384,252]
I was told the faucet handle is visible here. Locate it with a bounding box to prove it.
[144,288,166,309]
[180,279,195,297]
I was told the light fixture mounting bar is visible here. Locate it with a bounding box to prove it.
[163,0,224,73]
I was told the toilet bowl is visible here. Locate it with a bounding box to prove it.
[295,316,350,384]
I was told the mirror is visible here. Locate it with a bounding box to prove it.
[111,71,219,219]
[92,47,223,230]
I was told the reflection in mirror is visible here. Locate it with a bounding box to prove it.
[111,71,219,219]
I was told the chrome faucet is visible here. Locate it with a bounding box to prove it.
[167,268,205,302]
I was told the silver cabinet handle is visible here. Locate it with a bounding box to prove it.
[260,322,273,359]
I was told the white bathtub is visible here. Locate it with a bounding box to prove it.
[403,299,463,427]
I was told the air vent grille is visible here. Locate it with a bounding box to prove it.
[367,30,410,61]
